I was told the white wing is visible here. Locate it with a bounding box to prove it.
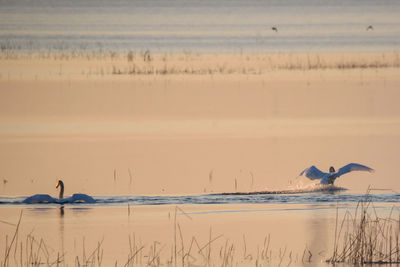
[57,194,96,204]
[71,193,96,203]
[336,163,374,178]
[299,165,328,180]
[23,194,57,204]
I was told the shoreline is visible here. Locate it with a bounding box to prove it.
[1,52,399,80]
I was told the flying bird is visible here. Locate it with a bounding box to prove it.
[299,163,374,185]
[271,26,278,33]
[366,25,374,31]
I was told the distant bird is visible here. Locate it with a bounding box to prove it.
[23,180,96,204]
[299,163,374,185]
[271,27,278,33]
[366,25,374,31]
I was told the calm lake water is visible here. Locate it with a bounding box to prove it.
[1,0,400,54]
[1,193,399,266]
[1,0,400,265]
[1,189,400,206]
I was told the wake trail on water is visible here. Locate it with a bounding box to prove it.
[8,182,400,207]
[217,182,347,195]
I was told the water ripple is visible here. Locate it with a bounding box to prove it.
[1,192,399,207]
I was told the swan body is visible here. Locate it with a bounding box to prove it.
[299,163,374,185]
[23,180,95,204]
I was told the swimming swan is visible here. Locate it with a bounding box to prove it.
[299,163,374,185]
[23,180,96,204]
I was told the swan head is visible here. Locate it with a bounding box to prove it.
[56,180,64,188]
[329,166,335,173]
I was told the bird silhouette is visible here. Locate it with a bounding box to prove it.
[23,180,95,204]
[299,163,374,185]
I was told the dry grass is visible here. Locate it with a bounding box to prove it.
[1,207,309,267]
[1,51,400,79]
[327,193,400,264]
[3,196,400,266]
[1,211,104,267]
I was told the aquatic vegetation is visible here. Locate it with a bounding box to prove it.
[1,50,400,78]
[1,208,308,267]
[327,193,400,264]
[1,211,101,267]
[2,193,400,266]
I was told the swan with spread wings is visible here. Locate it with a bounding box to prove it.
[299,163,374,185]
[23,180,96,204]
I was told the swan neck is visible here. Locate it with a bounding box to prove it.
[58,182,64,199]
